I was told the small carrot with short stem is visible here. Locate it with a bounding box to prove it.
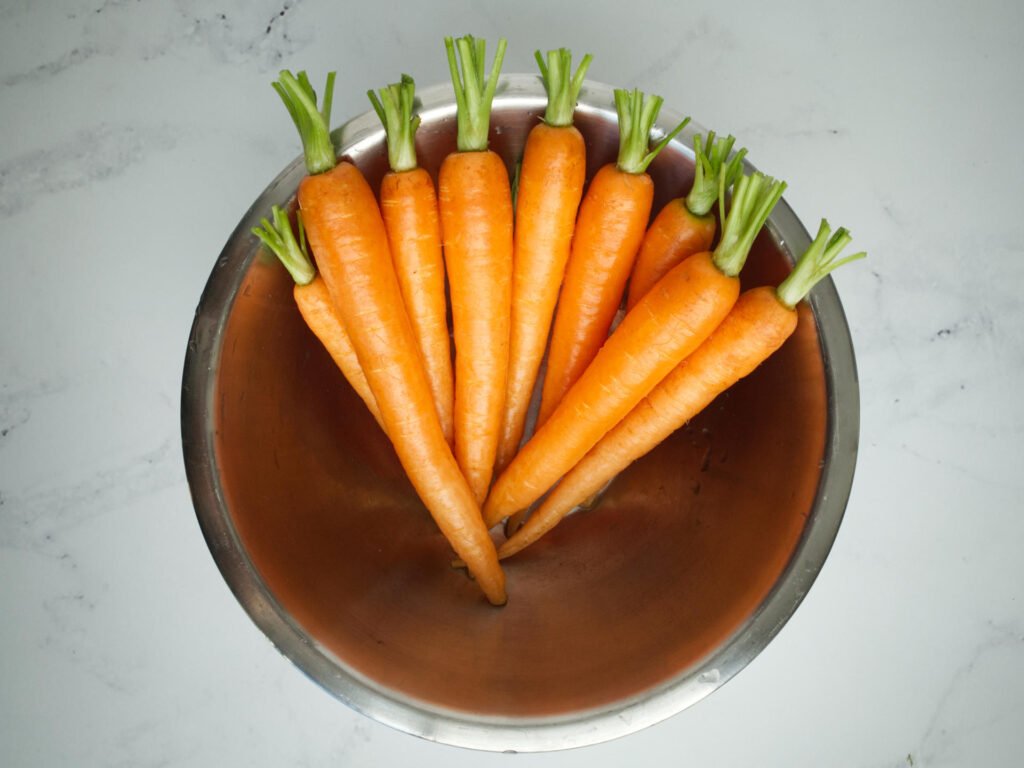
[368,74,454,446]
[438,34,514,505]
[498,220,865,558]
[252,205,384,430]
[536,88,691,428]
[494,47,592,476]
[625,131,746,310]
[483,171,786,528]
[274,69,506,605]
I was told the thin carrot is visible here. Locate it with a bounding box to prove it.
[368,75,454,446]
[499,220,866,557]
[438,34,514,505]
[483,171,786,528]
[495,47,592,476]
[536,88,690,428]
[252,205,384,430]
[625,131,746,310]
[273,69,506,605]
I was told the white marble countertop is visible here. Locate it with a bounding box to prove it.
[2,1,1022,765]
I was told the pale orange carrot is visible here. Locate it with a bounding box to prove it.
[369,75,454,445]
[274,69,505,605]
[438,35,514,504]
[495,47,591,475]
[499,220,866,557]
[483,171,787,528]
[625,131,746,310]
[251,205,383,429]
[536,88,691,427]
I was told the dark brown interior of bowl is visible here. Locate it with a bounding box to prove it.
[213,101,827,719]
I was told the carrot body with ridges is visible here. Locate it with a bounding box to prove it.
[499,220,866,557]
[495,48,592,474]
[439,35,513,504]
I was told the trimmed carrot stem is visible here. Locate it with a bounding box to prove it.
[498,219,866,558]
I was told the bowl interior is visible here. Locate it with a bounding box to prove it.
[189,76,846,748]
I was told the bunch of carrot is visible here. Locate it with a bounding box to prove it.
[255,37,865,606]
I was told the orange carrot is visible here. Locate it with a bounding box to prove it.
[368,75,454,446]
[625,131,746,310]
[438,35,514,504]
[494,47,592,475]
[536,88,690,427]
[273,70,506,605]
[499,220,866,557]
[252,205,384,430]
[483,171,786,528]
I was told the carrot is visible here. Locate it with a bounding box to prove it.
[483,171,786,528]
[368,75,454,446]
[494,47,592,476]
[535,88,691,428]
[499,220,866,557]
[251,205,384,430]
[438,35,514,505]
[625,131,746,310]
[273,69,506,605]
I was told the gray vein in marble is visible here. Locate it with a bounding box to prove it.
[0,123,176,217]
[1,45,99,87]
[0,435,183,553]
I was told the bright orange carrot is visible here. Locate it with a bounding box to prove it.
[274,70,505,605]
[438,35,514,504]
[494,47,592,476]
[625,131,746,310]
[368,75,454,446]
[483,171,787,528]
[536,88,691,427]
[499,220,866,557]
[252,205,384,430]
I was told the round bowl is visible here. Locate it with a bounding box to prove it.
[181,74,859,752]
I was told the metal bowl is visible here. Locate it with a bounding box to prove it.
[181,75,858,752]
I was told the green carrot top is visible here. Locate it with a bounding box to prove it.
[686,131,746,218]
[535,48,592,128]
[368,74,420,173]
[252,205,315,286]
[613,88,690,175]
[776,219,866,308]
[712,172,787,278]
[445,34,507,152]
[273,70,337,176]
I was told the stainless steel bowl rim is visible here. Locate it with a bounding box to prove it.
[181,74,859,752]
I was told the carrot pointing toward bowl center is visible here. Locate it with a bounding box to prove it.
[483,170,787,528]
[368,75,454,446]
[498,219,866,558]
[438,35,515,505]
[495,47,592,475]
[273,69,506,605]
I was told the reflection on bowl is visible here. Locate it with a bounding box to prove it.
[181,75,858,752]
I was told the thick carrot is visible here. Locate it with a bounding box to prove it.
[499,220,866,557]
[483,171,787,528]
[438,35,514,504]
[252,205,384,429]
[625,131,746,310]
[368,75,454,446]
[494,48,592,476]
[536,88,690,428]
[274,70,506,605]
